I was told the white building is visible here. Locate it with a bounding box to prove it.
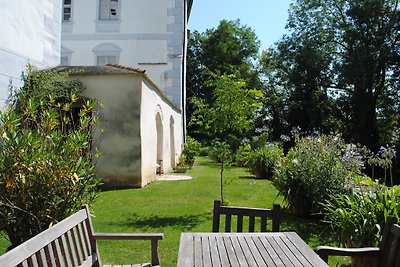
[0,0,62,109]
[61,0,193,112]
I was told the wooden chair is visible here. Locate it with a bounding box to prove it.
[316,216,400,266]
[212,200,281,232]
[0,205,163,267]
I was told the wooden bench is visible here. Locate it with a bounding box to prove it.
[212,200,281,232]
[0,205,163,267]
[316,216,400,266]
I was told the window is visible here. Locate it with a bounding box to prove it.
[60,56,69,66]
[63,0,72,21]
[96,55,117,66]
[93,43,121,66]
[99,0,120,20]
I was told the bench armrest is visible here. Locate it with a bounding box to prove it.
[315,246,380,263]
[93,233,163,266]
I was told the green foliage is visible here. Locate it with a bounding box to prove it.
[247,144,283,179]
[235,143,252,167]
[181,136,201,164]
[321,186,400,247]
[274,134,362,216]
[189,73,262,150]
[0,67,100,248]
[186,19,263,142]
[208,141,232,204]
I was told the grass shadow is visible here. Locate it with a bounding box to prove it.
[116,213,211,232]
[280,210,336,247]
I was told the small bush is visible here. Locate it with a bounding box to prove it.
[247,144,283,178]
[0,67,101,248]
[181,136,201,164]
[321,185,400,247]
[274,134,362,216]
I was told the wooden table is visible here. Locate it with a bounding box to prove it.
[177,232,328,267]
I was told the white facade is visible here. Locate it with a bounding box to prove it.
[61,0,192,111]
[61,65,183,188]
[0,0,62,109]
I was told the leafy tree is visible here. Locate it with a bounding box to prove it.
[276,0,400,149]
[189,73,262,150]
[186,20,263,141]
[0,67,100,248]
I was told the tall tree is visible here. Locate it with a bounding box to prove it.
[186,19,263,142]
[264,0,400,149]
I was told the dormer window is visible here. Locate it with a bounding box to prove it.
[99,0,120,20]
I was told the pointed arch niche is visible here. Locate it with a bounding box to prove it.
[170,116,176,167]
[156,111,163,174]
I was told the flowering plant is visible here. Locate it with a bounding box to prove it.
[247,143,283,179]
[274,134,361,216]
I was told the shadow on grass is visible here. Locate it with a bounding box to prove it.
[116,213,212,232]
[280,211,336,247]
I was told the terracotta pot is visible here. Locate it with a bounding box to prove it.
[351,256,377,267]
[175,167,188,173]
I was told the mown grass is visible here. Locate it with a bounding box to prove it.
[0,157,350,266]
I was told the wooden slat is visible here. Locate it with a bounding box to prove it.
[59,234,74,267]
[225,214,232,232]
[230,236,248,266]
[76,223,89,260]
[201,235,212,267]
[51,239,63,267]
[252,236,276,266]
[194,235,203,266]
[71,227,84,264]
[209,235,221,266]
[44,244,57,267]
[285,232,328,266]
[222,236,240,267]
[0,209,88,266]
[177,233,193,267]
[66,230,79,266]
[215,236,230,266]
[249,216,255,232]
[237,215,243,232]
[274,235,303,266]
[260,216,267,232]
[236,235,257,266]
[259,234,285,266]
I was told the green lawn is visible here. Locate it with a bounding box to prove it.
[0,157,349,266]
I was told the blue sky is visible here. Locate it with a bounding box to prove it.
[188,0,293,51]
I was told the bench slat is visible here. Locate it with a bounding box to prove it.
[66,229,80,266]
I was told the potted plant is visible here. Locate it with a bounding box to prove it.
[235,143,251,167]
[175,155,188,173]
[247,144,283,179]
[181,136,201,167]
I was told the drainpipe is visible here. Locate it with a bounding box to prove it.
[181,0,190,143]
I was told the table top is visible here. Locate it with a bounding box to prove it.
[177,232,329,267]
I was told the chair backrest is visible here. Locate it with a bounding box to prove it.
[0,205,99,267]
[212,200,280,233]
[379,216,400,267]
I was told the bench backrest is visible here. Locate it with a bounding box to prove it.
[212,200,281,233]
[379,216,400,267]
[0,205,98,267]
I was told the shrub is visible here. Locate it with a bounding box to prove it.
[247,144,283,179]
[181,136,201,164]
[235,143,251,167]
[0,67,101,248]
[274,134,362,216]
[321,185,400,247]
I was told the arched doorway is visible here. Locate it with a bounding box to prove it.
[156,112,163,174]
[170,116,176,167]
